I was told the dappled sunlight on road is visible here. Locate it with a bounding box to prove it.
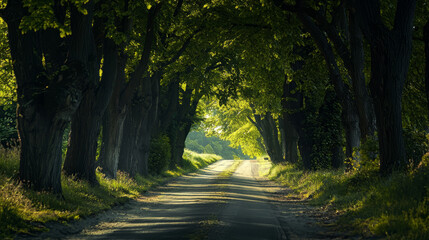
[66,159,326,240]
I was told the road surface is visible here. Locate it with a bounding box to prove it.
[29,159,350,239]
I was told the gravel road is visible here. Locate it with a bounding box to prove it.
[24,159,354,240]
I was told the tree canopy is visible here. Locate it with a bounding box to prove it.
[0,0,427,194]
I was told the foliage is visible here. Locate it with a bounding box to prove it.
[0,18,16,105]
[185,130,250,160]
[403,128,428,168]
[181,149,221,173]
[265,160,429,239]
[352,135,380,173]
[0,103,17,148]
[202,99,265,158]
[308,89,343,170]
[148,134,171,175]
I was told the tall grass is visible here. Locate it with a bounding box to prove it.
[0,147,221,239]
[264,160,429,239]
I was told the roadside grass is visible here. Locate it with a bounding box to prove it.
[218,159,242,179]
[180,149,222,175]
[263,159,429,240]
[0,147,221,239]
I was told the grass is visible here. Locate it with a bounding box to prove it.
[0,147,221,239]
[218,159,242,179]
[262,158,429,239]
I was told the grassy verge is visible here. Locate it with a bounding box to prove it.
[262,158,429,240]
[218,159,242,179]
[0,148,221,239]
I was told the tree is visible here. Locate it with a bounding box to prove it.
[1,0,96,194]
[98,2,161,178]
[352,0,416,174]
[63,20,118,183]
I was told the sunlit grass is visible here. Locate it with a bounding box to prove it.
[182,149,222,173]
[0,148,221,239]
[218,159,242,179]
[264,159,429,239]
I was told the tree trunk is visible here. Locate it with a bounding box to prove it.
[98,56,127,178]
[136,113,153,176]
[342,92,360,161]
[136,74,160,175]
[118,78,152,176]
[354,0,416,174]
[18,109,70,194]
[3,1,90,194]
[424,20,429,121]
[117,104,140,176]
[281,78,299,163]
[98,5,160,178]
[99,103,126,178]
[283,119,299,163]
[348,11,376,138]
[63,93,100,184]
[298,132,313,170]
[370,49,408,174]
[170,125,191,168]
[281,77,313,169]
[249,112,284,164]
[298,12,359,159]
[63,39,117,184]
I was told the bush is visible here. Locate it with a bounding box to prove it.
[148,134,171,175]
[307,89,343,170]
[403,128,428,168]
[0,103,18,149]
[203,144,215,154]
[357,134,380,172]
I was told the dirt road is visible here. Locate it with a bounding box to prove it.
[29,159,349,239]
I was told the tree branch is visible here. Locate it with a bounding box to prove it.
[173,0,184,17]
[120,3,162,106]
[272,0,299,12]
[161,28,202,68]
[302,6,352,70]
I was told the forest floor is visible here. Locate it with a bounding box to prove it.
[16,159,359,240]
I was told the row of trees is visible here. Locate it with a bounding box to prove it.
[203,0,428,172]
[0,0,235,195]
[0,0,428,195]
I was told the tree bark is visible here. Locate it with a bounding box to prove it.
[118,77,152,176]
[136,73,160,175]
[3,0,92,194]
[281,78,299,163]
[424,20,429,121]
[98,4,161,178]
[63,38,117,184]
[348,11,376,138]
[249,112,284,164]
[281,76,314,169]
[298,12,360,160]
[353,0,416,174]
[98,55,127,178]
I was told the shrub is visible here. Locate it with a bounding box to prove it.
[148,134,171,175]
[403,128,428,168]
[358,134,380,172]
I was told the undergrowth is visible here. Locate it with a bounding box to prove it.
[263,158,429,240]
[0,147,221,239]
